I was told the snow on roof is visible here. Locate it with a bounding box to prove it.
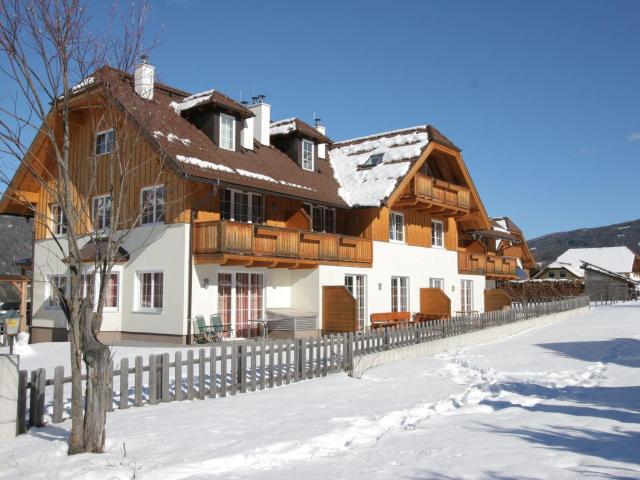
[71,76,95,92]
[557,247,636,274]
[335,125,429,145]
[170,89,215,113]
[545,261,585,278]
[329,129,429,207]
[153,131,191,146]
[237,168,315,191]
[269,118,297,136]
[492,218,510,234]
[176,155,234,174]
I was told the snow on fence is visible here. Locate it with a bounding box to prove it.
[16,296,589,436]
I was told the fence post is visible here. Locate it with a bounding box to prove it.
[250,343,257,391]
[29,368,46,427]
[174,351,183,401]
[16,369,27,434]
[259,341,267,390]
[148,355,158,405]
[199,348,207,400]
[209,347,217,398]
[53,365,64,422]
[186,350,194,400]
[134,356,143,406]
[119,358,129,410]
[162,353,171,403]
[220,345,228,397]
[239,344,248,394]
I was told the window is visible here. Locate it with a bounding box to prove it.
[138,271,163,311]
[95,129,115,155]
[302,139,314,171]
[345,274,367,330]
[429,278,445,290]
[559,271,566,279]
[47,275,67,308]
[217,272,264,338]
[432,220,444,248]
[359,153,384,169]
[221,189,264,224]
[548,272,556,278]
[461,279,474,313]
[81,273,94,301]
[103,273,119,309]
[303,203,336,233]
[219,114,236,151]
[50,204,67,235]
[92,194,112,230]
[389,211,405,243]
[140,185,165,225]
[391,276,409,312]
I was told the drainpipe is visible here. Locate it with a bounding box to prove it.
[186,210,195,345]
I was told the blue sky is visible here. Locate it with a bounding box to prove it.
[5,1,640,238]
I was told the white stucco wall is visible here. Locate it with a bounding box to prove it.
[31,223,190,336]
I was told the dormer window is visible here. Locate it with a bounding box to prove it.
[220,113,236,151]
[360,153,384,169]
[95,129,115,155]
[302,139,314,171]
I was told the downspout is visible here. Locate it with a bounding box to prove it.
[186,209,195,345]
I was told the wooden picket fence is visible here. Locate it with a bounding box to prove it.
[16,295,589,434]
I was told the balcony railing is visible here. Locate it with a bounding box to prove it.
[193,220,373,266]
[413,173,471,210]
[458,251,518,278]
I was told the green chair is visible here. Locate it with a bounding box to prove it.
[209,314,234,340]
[193,314,213,343]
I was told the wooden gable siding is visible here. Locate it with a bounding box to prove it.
[33,109,194,240]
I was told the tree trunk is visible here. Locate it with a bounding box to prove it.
[81,302,111,453]
[67,299,84,454]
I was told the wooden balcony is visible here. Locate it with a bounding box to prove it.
[393,173,471,215]
[457,251,518,279]
[193,220,373,268]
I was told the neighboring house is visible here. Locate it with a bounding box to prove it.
[581,262,639,301]
[534,246,640,282]
[0,62,535,343]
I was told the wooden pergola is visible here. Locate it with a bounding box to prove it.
[0,274,29,332]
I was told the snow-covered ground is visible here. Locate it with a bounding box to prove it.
[1,302,639,479]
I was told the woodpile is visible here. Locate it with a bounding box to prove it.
[499,280,584,302]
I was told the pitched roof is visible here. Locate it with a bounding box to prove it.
[270,118,332,143]
[170,89,255,119]
[556,247,637,274]
[329,126,431,207]
[544,261,585,278]
[92,67,347,207]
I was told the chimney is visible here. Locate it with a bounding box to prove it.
[248,95,270,146]
[134,55,155,100]
[314,117,326,159]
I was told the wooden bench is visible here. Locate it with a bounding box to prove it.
[370,311,413,329]
[414,313,449,322]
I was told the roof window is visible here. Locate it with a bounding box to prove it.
[359,153,384,169]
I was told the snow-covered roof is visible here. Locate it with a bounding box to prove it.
[170,89,215,113]
[329,127,430,207]
[269,118,297,136]
[544,261,585,278]
[557,247,637,274]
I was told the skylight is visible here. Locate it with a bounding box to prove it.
[360,153,384,168]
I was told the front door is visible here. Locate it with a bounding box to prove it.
[217,272,264,337]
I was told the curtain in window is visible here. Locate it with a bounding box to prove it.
[217,273,232,331]
[251,194,264,224]
[235,273,249,337]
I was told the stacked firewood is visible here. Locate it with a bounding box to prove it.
[499,280,585,302]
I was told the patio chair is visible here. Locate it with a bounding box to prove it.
[193,314,213,344]
[209,314,234,341]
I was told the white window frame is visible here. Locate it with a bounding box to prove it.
[140,185,165,225]
[461,279,474,313]
[391,276,409,312]
[432,219,444,248]
[92,194,112,231]
[389,211,405,243]
[82,268,121,312]
[95,128,115,156]
[302,139,314,171]
[135,270,164,313]
[50,203,67,236]
[429,278,445,290]
[46,274,68,309]
[221,188,264,224]
[345,274,367,330]
[219,113,236,151]
[303,202,336,233]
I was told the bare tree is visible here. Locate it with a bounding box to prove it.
[0,0,160,453]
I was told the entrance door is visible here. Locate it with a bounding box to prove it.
[217,272,264,337]
[344,274,366,330]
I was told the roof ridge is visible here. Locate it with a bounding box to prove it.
[335,125,429,145]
